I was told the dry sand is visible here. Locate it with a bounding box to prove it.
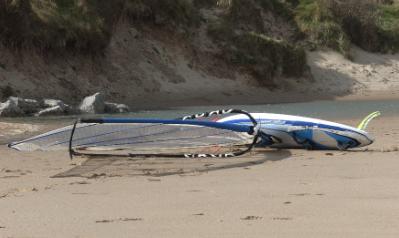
[308,47,399,101]
[0,115,398,238]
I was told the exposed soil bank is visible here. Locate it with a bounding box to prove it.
[1,2,399,109]
[308,47,399,101]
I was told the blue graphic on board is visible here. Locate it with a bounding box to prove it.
[219,112,378,150]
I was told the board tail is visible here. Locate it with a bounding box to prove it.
[357,111,381,130]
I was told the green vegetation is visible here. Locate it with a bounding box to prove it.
[208,0,306,86]
[231,32,306,83]
[295,0,352,57]
[0,0,398,54]
[0,0,198,51]
[378,3,399,52]
[1,0,398,88]
[257,0,296,19]
[124,0,200,28]
[1,85,14,100]
[295,0,399,56]
[227,0,295,26]
[209,24,306,86]
[0,0,124,51]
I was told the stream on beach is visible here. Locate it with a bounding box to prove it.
[1,99,398,144]
[3,98,399,121]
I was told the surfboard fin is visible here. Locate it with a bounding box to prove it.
[357,111,381,131]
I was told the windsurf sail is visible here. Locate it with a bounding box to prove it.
[357,111,381,130]
[8,109,260,159]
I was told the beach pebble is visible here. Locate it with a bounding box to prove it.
[104,102,130,113]
[34,105,65,117]
[0,97,41,116]
[0,98,23,116]
[41,99,66,109]
[40,99,75,115]
[9,97,40,114]
[79,92,105,114]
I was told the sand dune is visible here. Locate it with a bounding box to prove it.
[308,47,399,100]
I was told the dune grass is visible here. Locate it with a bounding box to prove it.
[208,0,307,86]
[0,0,398,72]
[295,0,399,56]
[0,0,123,51]
[378,3,399,52]
[0,0,198,51]
[295,0,351,56]
[124,0,200,28]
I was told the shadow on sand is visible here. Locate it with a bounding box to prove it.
[52,149,292,178]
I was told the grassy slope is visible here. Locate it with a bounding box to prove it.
[207,0,307,87]
[0,0,309,88]
[0,0,124,51]
[1,0,398,53]
[378,3,399,52]
[295,0,351,57]
[295,0,399,56]
[0,0,399,99]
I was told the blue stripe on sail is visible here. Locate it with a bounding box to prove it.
[73,129,235,148]
[10,118,253,150]
[97,118,253,133]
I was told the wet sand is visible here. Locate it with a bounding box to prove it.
[0,115,398,237]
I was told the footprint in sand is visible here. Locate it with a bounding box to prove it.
[0,175,20,179]
[241,216,262,220]
[289,193,325,197]
[1,169,32,177]
[69,181,91,185]
[95,218,142,223]
[147,178,161,182]
[44,185,56,190]
[289,193,311,196]
[0,188,19,199]
[272,217,293,221]
[95,219,114,223]
[87,173,107,179]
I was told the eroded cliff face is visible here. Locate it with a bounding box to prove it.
[0,1,315,108]
[1,1,399,108]
[0,23,271,108]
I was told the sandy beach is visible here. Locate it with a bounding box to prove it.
[0,114,398,237]
[307,47,399,102]
[2,1,399,237]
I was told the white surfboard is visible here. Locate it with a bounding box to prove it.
[219,112,380,150]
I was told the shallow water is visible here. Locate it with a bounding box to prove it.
[2,99,398,125]
[1,99,398,145]
[169,99,399,120]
